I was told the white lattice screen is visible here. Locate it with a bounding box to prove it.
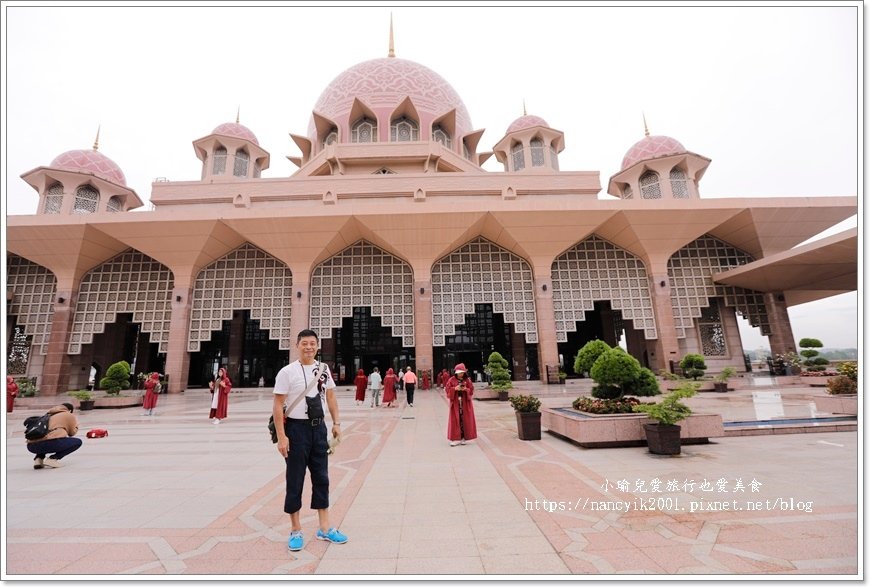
[668,235,770,338]
[7,255,57,355]
[432,237,538,346]
[68,250,174,354]
[551,235,658,342]
[310,241,414,347]
[188,243,294,352]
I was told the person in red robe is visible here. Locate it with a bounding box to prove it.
[422,370,431,390]
[7,376,19,413]
[439,369,449,389]
[382,368,398,408]
[142,372,161,416]
[353,369,368,405]
[209,367,232,424]
[446,363,477,446]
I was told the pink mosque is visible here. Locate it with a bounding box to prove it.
[6,35,857,395]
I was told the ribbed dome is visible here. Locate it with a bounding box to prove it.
[49,149,127,186]
[307,57,472,141]
[211,122,259,146]
[621,135,686,170]
[506,114,548,134]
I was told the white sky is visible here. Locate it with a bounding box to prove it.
[1,2,862,351]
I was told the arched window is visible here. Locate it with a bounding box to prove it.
[233,149,249,177]
[352,117,377,143]
[432,125,451,147]
[212,146,227,175]
[43,183,63,214]
[511,142,525,171]
[639,171,662,199]
[463,141,471,160]
[324,128,338,147]
[253,160,262,179]
[550,145,559,171]
[73,185,99,214]
[390,116,419,142]
[106,196,122,213]
[670,167,690,199]
[530,138,545,167]
[623,185,633,199]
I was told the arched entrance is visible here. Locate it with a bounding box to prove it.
[323,307,412,385]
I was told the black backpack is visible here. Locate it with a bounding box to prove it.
[23,413,52,441]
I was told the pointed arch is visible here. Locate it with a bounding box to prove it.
[431,237,538,346]
[188,243,294,352]
[68,250,174,354]
[7,254,57,355]
[310,241,414,346]
[551,235,657,342]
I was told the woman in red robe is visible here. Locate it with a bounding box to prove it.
[382,368,397,408]
[142,372,161,416]
[445,363,477,446]
[422,370,431,390]
[209,367,232,424]
[7,376,18,413]
[354,369,368,405]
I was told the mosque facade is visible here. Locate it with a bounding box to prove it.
[6,44,857,394]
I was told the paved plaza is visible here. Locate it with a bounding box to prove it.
[3,381,859,577]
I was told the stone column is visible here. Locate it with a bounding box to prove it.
[647,264,681,373]
[288,272,311,363]
[40,276,80,396]
[165,285,193,393]
[413,270,433,373]
[763,292,797,356]
[532,265,559,382]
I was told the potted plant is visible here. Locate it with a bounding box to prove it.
[713,366,737,393]
[487,352,513,401]
[100,360,132,396]
[679,353,707,380]
[509,394,542,440]
[69,390,95,410]
[632,383,698,455]
[558,370,567,384]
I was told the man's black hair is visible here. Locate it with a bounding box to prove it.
[62,402,75,413]
[297,329,319,343]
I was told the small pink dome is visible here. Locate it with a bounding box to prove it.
[211,122,259,146]
[308,57,472,141]
[506,115,549,134]
[621,135,686,170]
[49,149,126,186]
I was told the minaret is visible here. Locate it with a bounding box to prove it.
[388,14,395,58]
[93,125,101,150]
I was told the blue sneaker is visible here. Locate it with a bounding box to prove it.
[287,530,304,551]
[316,527,348,544]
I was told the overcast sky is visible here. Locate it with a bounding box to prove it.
[2,2,861,351]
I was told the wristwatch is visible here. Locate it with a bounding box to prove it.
[333,422,341,426]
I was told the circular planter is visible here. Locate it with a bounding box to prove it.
[643,423,682,455]
[78,400,96,411]
[516,411,541,440]
[713,382,728,393]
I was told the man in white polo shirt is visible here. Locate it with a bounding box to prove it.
[272,329,348,552]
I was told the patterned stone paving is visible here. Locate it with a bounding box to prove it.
[3,383,858,577]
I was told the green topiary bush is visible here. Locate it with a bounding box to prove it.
[573,340,611,376]
[590,348,640,399]
[622,367,662,397]
[679,353,707,380]
[99,360,132,396]
[633,382,698,426]
[487,352,513,392]
[799,338,828,371]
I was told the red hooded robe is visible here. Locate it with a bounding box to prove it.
[446,364,478,441]
[143,372,160,409]
[354,369,368,402]
[383,368,397,404]
[209,370,232,419]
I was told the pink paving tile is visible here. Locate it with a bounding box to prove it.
[5,559,82,575]
[582,547,667,574]
[716,523,790,544]
[618,527,681,548]
[660,520,704,540]
[226,559,286,573]
[581,528,638,551]
[766,519,858,539]
[732,536,857,560]
[290,562,320,574]
[707,550,793,573]
[165,536,211,553]
[184,540,255,561]
[57,559,156,574]
[640,544,713,573]
[560,553,601,574]
[7,543,98,561]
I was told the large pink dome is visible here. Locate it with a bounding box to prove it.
[307,57,472,141]
[506,114,549,134]
[211,122,259,146]
[49,149,127,186]
[621,135,686,170]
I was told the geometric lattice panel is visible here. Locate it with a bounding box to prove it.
[551,235,657,342]
[188,243,293,352]
[432,237,538,346]
[6,255,57,355]
[309,241,414,347]
[668,234,770,338]
[68,250,174,355]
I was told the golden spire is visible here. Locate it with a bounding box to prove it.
[523,99,527,117]
[236,106,240,124]
[642,112,650,137]
[93,125,101,151]
[388,13,395,58]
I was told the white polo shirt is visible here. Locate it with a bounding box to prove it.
[273,360,336,420]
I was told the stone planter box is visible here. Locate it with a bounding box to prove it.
[663,380,715,392]
[800,376,834,388]
[474,389,499,401]
[814,394,858,415]
[94,395,143,409]
[542,407,724,448]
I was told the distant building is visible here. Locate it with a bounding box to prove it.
[7,36,856,394]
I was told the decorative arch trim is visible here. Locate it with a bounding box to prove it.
[7,255,57,355]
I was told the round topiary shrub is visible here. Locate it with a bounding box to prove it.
[679,353,707,380]
[590,348,641,399]
[487,352,513,392]
[573,340,611,377]
[99,360,132,396]
[622,367,662,397]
